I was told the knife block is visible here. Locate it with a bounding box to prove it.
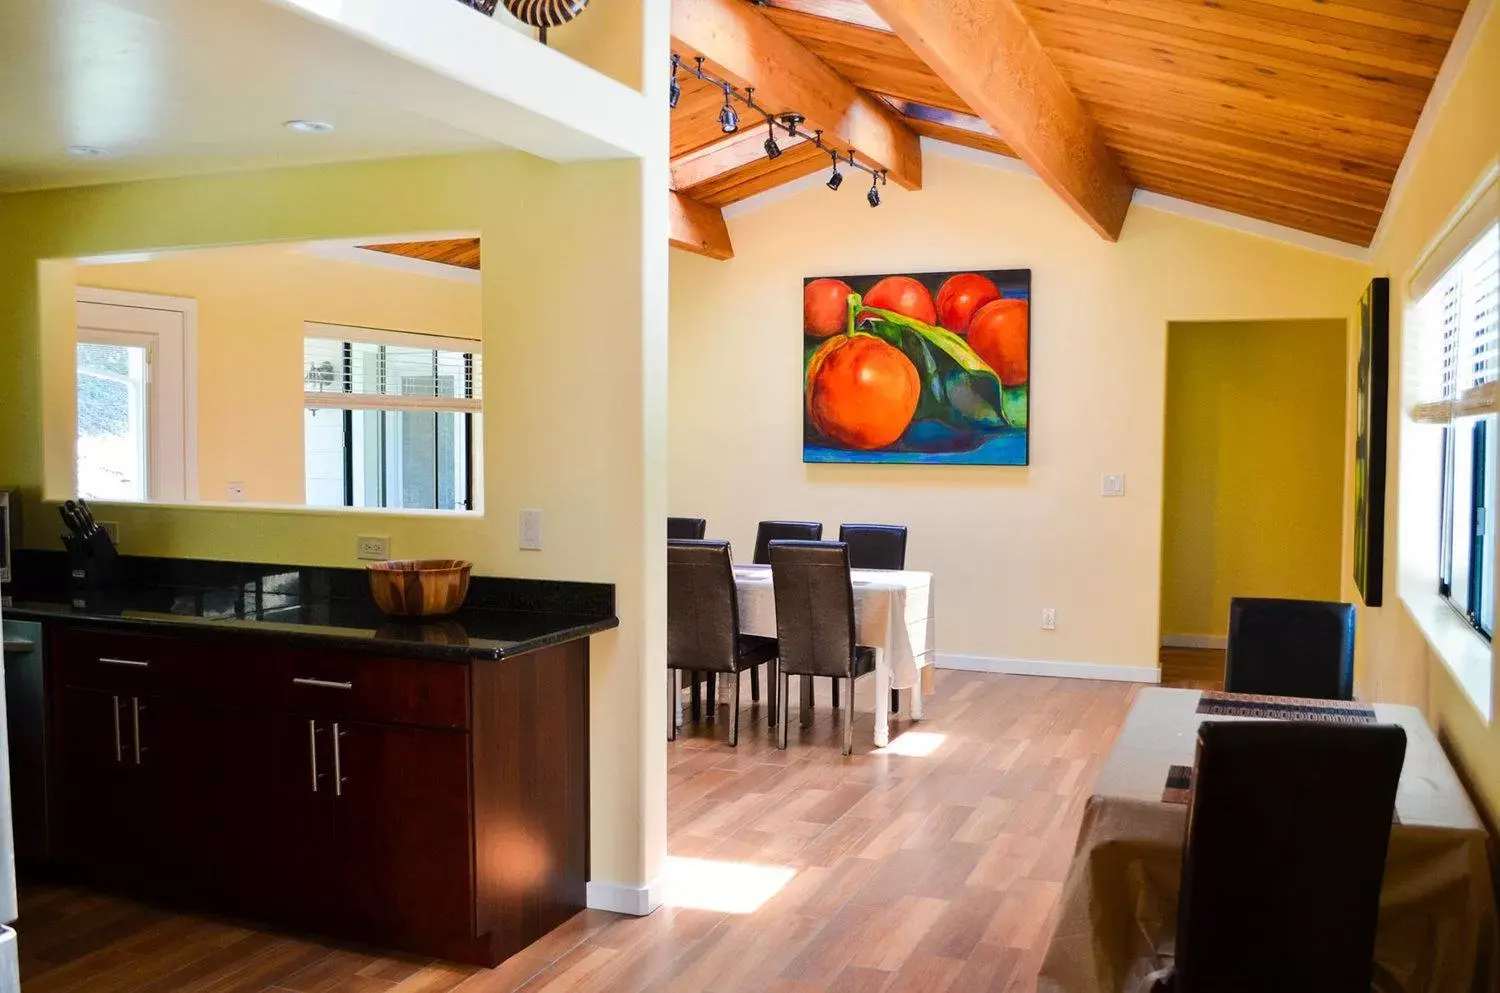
[67,529,120,591]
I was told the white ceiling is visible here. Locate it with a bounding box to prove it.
[0,0,648,194]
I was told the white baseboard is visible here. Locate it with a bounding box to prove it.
[1160,634,1228,650]
[586,878,663,916]
[937,653,1160,684]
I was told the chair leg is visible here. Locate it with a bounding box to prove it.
[801,675,813,729]
[707,673,716,720]
[690,673,701,723]
[750,663,760,702]
[891,688,900,714]
[768,659,779,728]
[831,677,840,708]
[844,673,856,756]
[777,670,790,749]
[730,670,741,747]
[668,668,677,741]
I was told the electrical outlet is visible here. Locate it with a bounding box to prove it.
[356,535,390,561]
[519,510,543,551]
[1041,607,1057,630]
[225,481,246,502]
[1101,473,1126,497]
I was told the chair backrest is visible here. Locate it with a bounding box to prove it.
[1226,597,1356,700]
[753,520,823,565]
[767,540,856,679]
[838,523,908,570]
[1174,720,1406,993]
[667,517,707,540]
[666,539,741,673]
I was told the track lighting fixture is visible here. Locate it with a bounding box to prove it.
[763,119,782,160]
[867,173,881,207]
[669,55,681,109]
[827,153,843,191]
[718,85,738,133]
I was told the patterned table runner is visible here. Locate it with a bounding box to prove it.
[1196,690,1376,723]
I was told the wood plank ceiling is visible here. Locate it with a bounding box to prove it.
[668,0,1465,252]
[359,237,481,270]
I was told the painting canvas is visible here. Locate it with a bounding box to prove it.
[803,269,1030,465]
[1354,277,1389,607]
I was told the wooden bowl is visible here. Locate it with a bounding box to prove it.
[367,559,472,618]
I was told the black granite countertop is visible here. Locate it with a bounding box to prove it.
[4,551,618,662]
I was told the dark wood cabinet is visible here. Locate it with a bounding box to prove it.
[44,623,590,967]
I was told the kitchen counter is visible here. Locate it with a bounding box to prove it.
[5,550,617,661]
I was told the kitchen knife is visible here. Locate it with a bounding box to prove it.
[76,499,97,535]
[58,503,82,536]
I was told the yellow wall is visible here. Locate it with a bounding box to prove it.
[669,152,1370,673]
[76,244,482,505]
[1161,320,1347,639]
[1345,4,1500,810]
[0,151,668,894]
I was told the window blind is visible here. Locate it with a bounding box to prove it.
[303,322,481,413]
[1409,223,1500,425]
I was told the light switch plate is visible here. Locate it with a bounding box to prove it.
[1101,473,1126,497]
[356,535,390,561]
[1041,607,1057,630]
[520,510,543,551]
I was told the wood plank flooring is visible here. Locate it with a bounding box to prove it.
[1158,647,1226,690]
[19,670,1141,993]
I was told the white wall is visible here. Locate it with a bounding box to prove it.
[669,152,1371,674]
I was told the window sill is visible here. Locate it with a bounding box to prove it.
[1400,584,1493,722]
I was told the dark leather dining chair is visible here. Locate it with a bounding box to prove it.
[667,517,707,540]
[839,523,908,714]
[767,540,876,755]
[1225,597,1356,701]
[752,521,824,708]
[1161,720,1406,993]
[667,540,778,746]
[839,524,908,571]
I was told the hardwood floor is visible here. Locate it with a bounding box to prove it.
[20,670,1140,992]
[1158,646,1226,691]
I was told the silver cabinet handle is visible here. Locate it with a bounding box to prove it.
[309,720,320,793]
[332,722,345,797]
[292,677,353,690]
[99,657,150,667]
[131,697,142,765]
[112,695,122,763]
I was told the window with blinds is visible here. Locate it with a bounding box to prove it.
[302,323,480,512]
[1412,223,1498,636]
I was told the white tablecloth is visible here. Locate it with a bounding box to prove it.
[731,564,935,690]
[1039,687,1498,993]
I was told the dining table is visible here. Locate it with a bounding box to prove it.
[1038,686,1499,993]
[683,564,936,748]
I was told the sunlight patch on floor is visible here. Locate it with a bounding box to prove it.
[875,730,946,757]
[661,856,797,914]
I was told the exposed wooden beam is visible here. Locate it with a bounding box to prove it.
[672,0,923,191]
[671,128,811,191]
[669,192,735,260]
[863,0,1133,239]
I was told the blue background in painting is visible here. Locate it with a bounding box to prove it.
[803,268,1031,466]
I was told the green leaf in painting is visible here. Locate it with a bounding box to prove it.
[854,305,1010,430]
[1002,386,1028,429]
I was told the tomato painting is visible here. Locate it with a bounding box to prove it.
[802,268,1030,465]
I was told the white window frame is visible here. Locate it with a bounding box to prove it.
[75,288,198,502]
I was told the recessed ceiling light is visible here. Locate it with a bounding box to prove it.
[284,119,335,134]
[67,145,110,157]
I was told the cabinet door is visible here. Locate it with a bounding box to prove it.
[332,722,473,945]
[129,694,220,896]
[52,687,132,880]
[210,708,336,925]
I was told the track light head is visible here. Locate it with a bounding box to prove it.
[867,179,880,207]
[669,54,681,109]
[827,166,843,191]
[718,87,738,133]
[764,120,781,160]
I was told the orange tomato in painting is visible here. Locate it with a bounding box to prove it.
[804,278,855,337]
[935,272,1001,336]
[806,335,921,450]
[967,298,1029,385]
[862,275,937,325]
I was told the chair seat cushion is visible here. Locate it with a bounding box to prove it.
[737,635,779,667]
